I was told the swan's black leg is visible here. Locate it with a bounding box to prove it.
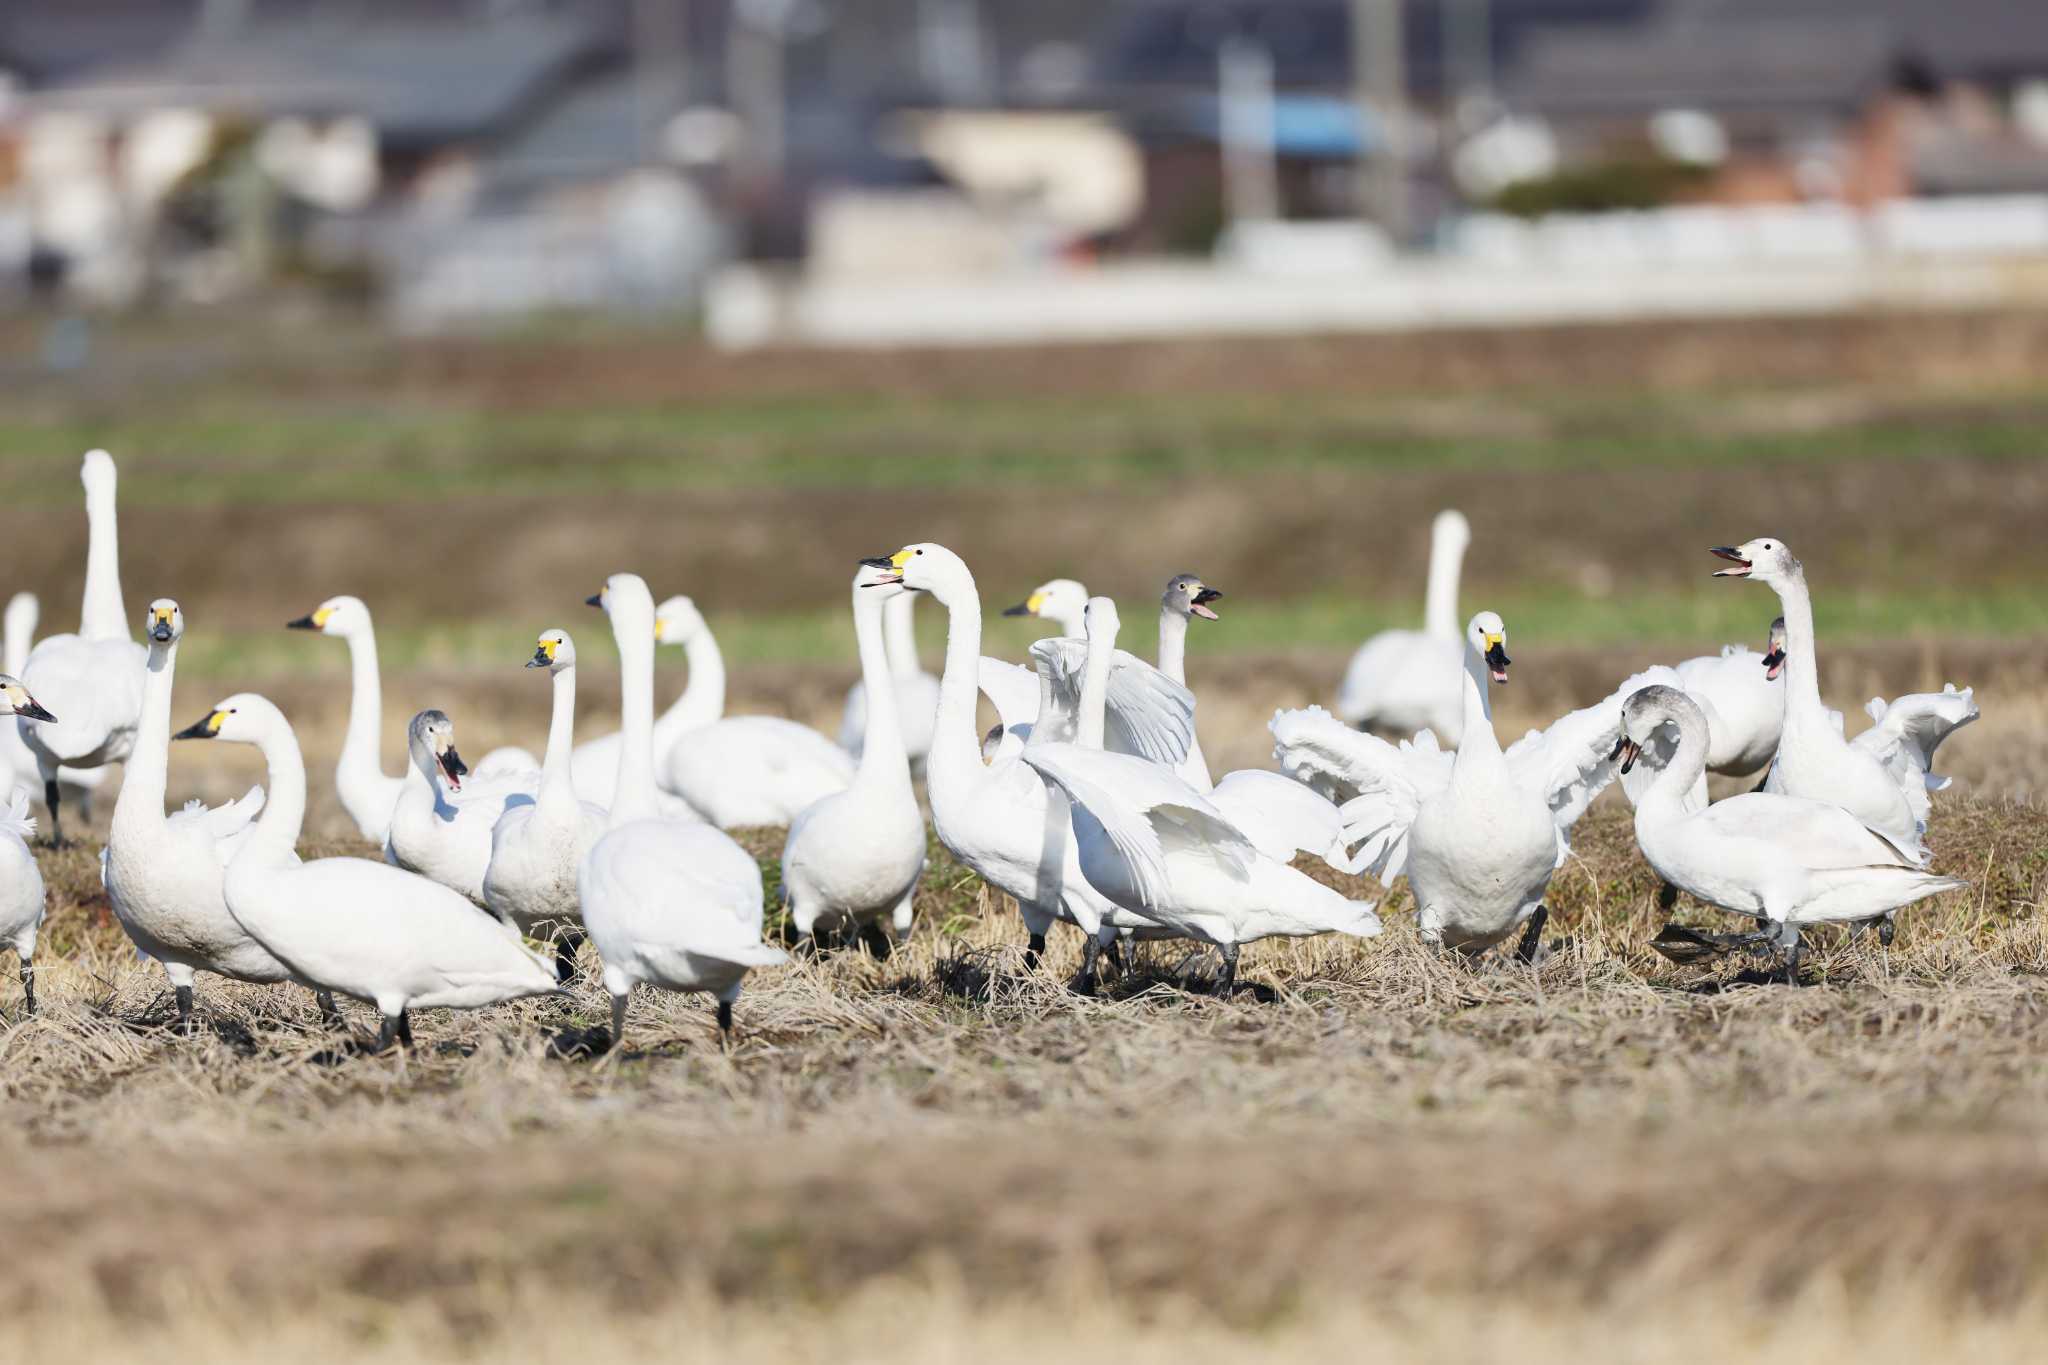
[609,991,628,1051]
[1781,934,1804,986]
[314,989,345,1031]
[554,931,582,984]
[1023,932,1046,973]
[375,1013,397,1053]
[20,960,34,1016]
[716,999,734,1040]
[395,1008,414,1048]
[174,984,194,1034]
[1216,942,1240,998]
[1074,936,1101,997]
[1516,905,1549,964]
[1103,938,1125,978]
[1878,913,1897,947]
[42,779,65,849]
[1657,881,1680,913]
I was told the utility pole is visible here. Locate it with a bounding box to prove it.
[1218,37,1280,226]
[1350,0,1407,242]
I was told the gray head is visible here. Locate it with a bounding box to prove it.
[528,629,575,673]
[407,709,467,792]
[1762,616,1787,679]
[1465,611,1509,684]
[1162,573,1223,622]
[0,675,56,722]
[1710,538,1800,587]
[1613,684,1704,773]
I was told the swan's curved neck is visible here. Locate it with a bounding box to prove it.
[250,718,308,854]
[1424,529,1465,640]
[407,731,457,819]
[1077,626,1117,750]
[1053,608,1088,640]
[1456,645,1500,759]
[1636,705,1711,828]
[926,579,986,802]
[540,664,579,814]
[1156,605,1188,686]
[1767,567,1827,739]
[3,601,32,676]
[81,481,128,641]
[339,626,391,788]
[111,637,177,838]
[852,590,912,796]
[664,627,726,739]
[883,593,920,679]
[610,613,660,827]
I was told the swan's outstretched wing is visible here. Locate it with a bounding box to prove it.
[1022,743,1255,912]
[1852,685,1979,828]
[1207,768,1358,872]
[1026,640,1197,766]
[0,786,34,842]
[977,656,1041,735]
[1269,705,1449,881]
[1507,665,1701,838]
[167,784,267,866]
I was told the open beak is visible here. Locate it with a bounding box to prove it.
[1710,547,1752,577]
[859,554,904,586]
[1484,639,1510,684]
[14,696,56,723]
[1191,587,1223,621]
[1761,645,1786,680]
[1610,735,1642,775]
[285,614,318,630]
[439,746,468,791]
[173,713,216,741]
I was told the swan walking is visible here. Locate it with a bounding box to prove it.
[104,601,315,1033]
[1,676,57,1014]
[177,695,560,1051]
[1001,578,1089,638]
[838,590,940,771]
[783,562,927,951]
[579,574,783,1047]
[482,631,609,980]
[2,593,105,813]
[1617,686,1966,980]
[19,450,145,843]
[386,710,536,906]
[285,596,406,845]
[1672,617,1787,779]
[1336,509,1472,744]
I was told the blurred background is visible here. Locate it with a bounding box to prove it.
[1,0,2045,827]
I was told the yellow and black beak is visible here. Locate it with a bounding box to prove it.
[1609,735,1642,775]
[286,614,317,630]
[1002,589,1042,618]
[174,709,225,741]
[149,607,176,643]
[858,554,901,586]
[1483,634,1510,683]
[528,644,554,669]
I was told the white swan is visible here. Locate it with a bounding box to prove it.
[560,595,706,823]
[1,676,57,1015]
[1155,572,1222,789]
[2,593,105,812]
[104,601,304,1032]
[1275,614,1666,955]
[1617,685,1966,979]
[385,710,536,905]
[1021,597,1381,993]
[1336,508,1472,744]
[881,545,1193,984]
[837,590,940,771]
[285,595,406,844]
[178,693,560,1051]
[579,573,784,1046]
[1000,577,1089,638]
[1671,616,1786,778]
[18,450,146,843]
[481,630,609,978]
[783,561,927,950]
[1851,684,1979,830]
[1710,539,1931,860]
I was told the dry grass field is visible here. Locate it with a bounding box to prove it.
[3,309,2048,1359]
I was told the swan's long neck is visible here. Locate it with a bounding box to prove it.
[1636,704,1711,833]
[1076,626,1117,750]
[669,628,727,734]
[339,627,390,788]
[610,616,660,828]
[883,593,920,679]
[1424,528,1465,640]
[851,590,912,797]
[1770,567,1828,742]
[1054,606,1088,640]
[1156,605,1188,686]
[111,636,176,840]
[3,595,35,676]
[80,482,128,641]
[926,580,986,803]
[407,731,456,819]
[1454,646,1501,764]
[250,718,308,855]
[539,664,579,817]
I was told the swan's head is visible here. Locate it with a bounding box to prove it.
[872,543,971,600]
[80,448,117,495]
[587,572,655,638]
[1163,573,1222,622]
[1433,508,1471,549]
[173,693,283,745]
[1083,595,1121,642]
[1709,538,1798,585]
[1466,611,1510,684]
[855,557,910,600]
[529,629,575,673]
[1761,616,1787,680]
[1002,577,1087,626]
[0,675,56,723]
[145,599,183,646]
[653,595,706,645]
[287,595,370,637]
[406,709,468,792]
[1613,685,1700,775]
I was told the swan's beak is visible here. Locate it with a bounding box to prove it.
[11,695,56,723]
[1761,645,1786,680]
[285,614,317,630]
[438,746,468,791]
[1610,735,1641,775]
[527,647,552,668]
[585,593,604,608]
[174,711,222,741]
[1191,586,1223,621]
[149,608,176,643]
[1710,547,1751,577]
[1483,635,1510,684]
[1004,589,1045,618]
[858,555,903,586]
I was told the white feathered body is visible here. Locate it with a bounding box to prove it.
[1673,645,1783,776]
[482,795,608,934]
[1407,745,1556,953]
[1,790,43,962]
[579,819,784,1002]
[105,785,293,983]
[1337,630,1466,745]
[664,716,855,829]
[781,786,925,938]
[387,774,537,905]
[19,634,146,774]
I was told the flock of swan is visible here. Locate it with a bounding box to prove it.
[0,450,1984,1049]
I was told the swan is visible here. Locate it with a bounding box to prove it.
[104,600,313,1033]
[1020,597,1381,994]
[782,561,927,951]
[559,596,706,822]
[1336,508,1472,744]
[1851,684,1979,828]
[1155,572,1222,789]
[1710,539,1931,861]
[578,573,784,1046]
[18,450,146,843]
[176,694,560,1051]
[1616,685,1966,980]
[1,676,57,1014]
[385,710,536,905]
[837,590,940,770]
[1001,578,1089,638]
[1671,616,1787,778]
[481,630,609,979]
[1274,614,1669,955]
[878,544,1193,984]
[2,593,106,813]
[285,595,406,845]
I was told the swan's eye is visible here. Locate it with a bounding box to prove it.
[915,548,924,556]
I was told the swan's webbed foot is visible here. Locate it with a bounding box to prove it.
[1515,905,1549,965]
[1649,923,1770,965]
[315,989,345,1032]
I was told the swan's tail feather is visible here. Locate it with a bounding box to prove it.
[1333,899,1383,938]
[720,942,792,970]
[0,786,34,842]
